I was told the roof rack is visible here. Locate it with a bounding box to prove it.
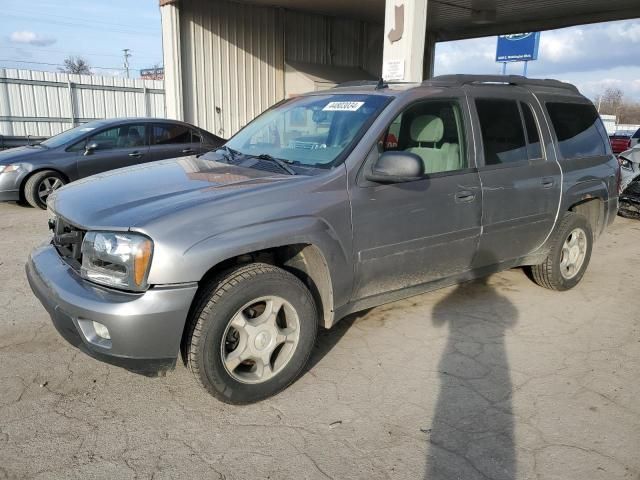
[333,79,419,89]
[423,74,579,93]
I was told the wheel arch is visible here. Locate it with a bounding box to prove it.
[19,167,70,199]
[190,243,335,331]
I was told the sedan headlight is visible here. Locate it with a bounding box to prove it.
[0,164,20,174]
[81,232,153,292]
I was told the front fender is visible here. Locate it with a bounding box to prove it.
[146,215,354,309]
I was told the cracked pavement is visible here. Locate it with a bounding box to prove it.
[0,202,639,479]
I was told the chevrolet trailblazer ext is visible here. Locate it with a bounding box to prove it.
[27,75,619,404]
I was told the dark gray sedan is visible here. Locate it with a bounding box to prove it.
[0,118,224,208]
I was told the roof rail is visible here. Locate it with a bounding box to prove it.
[424,74,579,93]
[333,80,380,89]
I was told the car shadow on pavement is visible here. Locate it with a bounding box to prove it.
[425,267,518,480]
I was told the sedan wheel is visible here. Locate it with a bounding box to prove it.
[24,170,66,209]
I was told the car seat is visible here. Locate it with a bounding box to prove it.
[406,115,461,173]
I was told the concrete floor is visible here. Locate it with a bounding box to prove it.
[0,201,639,480]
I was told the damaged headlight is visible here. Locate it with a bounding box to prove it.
[81,232,153,292]
[619,157,632,170]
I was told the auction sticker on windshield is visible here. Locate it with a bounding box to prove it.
[323,101,365,112]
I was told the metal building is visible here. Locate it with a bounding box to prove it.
[160,0,639,138]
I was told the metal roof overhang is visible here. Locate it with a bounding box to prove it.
[208,0,639,40]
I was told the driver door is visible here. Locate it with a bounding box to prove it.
[350,98,482,300]
[77,123,149,178]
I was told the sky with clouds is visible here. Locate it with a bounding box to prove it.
[435,19,640,101]
[1,0,638,101]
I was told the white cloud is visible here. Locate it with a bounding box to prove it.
[434,19,640,100]
[9,31,56,47]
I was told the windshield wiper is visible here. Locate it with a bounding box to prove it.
[207,145,238,162]
[244,153,297,175]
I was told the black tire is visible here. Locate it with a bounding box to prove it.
[185,263,318,404]
[24,170,66,209]
[530,212,593,291]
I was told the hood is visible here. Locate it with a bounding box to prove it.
[50,156,297,229]
[0,145,47,165]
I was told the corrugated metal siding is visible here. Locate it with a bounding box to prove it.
[284,10,329,65]
[176,0,383,137]
[0,68,164,137]
[180,0,284,138]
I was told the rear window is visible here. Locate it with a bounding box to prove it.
[476,99,527,165]
[546,102,608,159]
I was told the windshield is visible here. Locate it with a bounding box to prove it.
[41,121,104,149]
[220,94,390,168]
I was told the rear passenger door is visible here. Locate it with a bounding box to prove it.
[149,123,203,161]
[468,88,561,265]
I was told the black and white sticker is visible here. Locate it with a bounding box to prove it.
[322,101,365,112]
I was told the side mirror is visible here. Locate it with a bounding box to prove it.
[365,151,425,183]
[84,142,98,155]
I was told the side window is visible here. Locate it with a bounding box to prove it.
[546,102,607,159]
[191,129,202,143]
[382,100,467,175]
[87,124,145,151]
[521,102,542,160]
[152,124,191,145]
[476,99,527,165]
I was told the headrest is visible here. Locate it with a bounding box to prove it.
[410,115,444,143]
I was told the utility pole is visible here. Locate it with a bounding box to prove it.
[122,49,132,78]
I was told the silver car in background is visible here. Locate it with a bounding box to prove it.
[618,145,640,218]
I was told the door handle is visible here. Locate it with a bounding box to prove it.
[181,148,196,154]
[541,177,554,188]
[128,151,143,158]
[454,190,476,203]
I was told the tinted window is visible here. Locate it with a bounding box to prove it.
[546,102,607,158]
[476,99,527,165]
[633,128,640,139]
[87,124,145,151]
[152,124,191,145]
[382,100,467,174]
[191,129,202,143]
[521,102,542,159]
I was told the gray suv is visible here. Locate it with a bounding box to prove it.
[27,75,619,404]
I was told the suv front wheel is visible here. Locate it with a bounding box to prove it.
[530,212,593,291]
[184,263,318,404]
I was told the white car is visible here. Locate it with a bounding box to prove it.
[618,145,640,218]
[631,128,640,149]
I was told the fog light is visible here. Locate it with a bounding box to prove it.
[92,321,111,340]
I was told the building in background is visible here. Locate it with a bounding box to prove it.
[160,0,639,138]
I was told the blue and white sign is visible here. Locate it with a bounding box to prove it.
[496,32,540,63]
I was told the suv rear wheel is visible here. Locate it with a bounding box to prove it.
[185,263,318,404]
[530,212,593,291]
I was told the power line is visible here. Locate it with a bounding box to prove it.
[4,8,160,33]
[0,46,160,62]
[0,58,154,72]
[4,13,159,37]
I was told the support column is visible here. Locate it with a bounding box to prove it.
[382,0,429,83]
[423,31,437,79]
[160,0,184,120]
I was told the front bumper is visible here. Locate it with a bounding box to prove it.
[0,170,23,201]
[26,244,198,376]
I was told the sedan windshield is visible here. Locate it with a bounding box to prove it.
[40,121,105,149]
[219,94,390,168]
